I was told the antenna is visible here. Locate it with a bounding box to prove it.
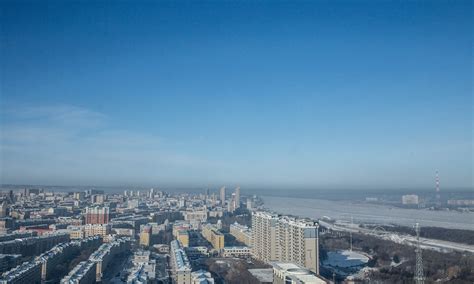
[350,216,353,252]
[414,223,425,284]
[435,171,440,206]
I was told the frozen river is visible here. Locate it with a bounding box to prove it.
[262,196,474,230]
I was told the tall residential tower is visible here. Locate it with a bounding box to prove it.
[251,211,320,275]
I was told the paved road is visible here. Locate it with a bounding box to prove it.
[320,220,474,253]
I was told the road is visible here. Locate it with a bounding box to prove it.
[319,220,474,254]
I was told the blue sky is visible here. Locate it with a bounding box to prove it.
[1,1,472,190]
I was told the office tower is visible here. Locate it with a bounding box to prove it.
[85,207,110,224]
[219,187,226,205]
[234,187,240,208]
[252,211,320,275]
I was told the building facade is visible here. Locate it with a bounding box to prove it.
[202,224,224,250]
[252,211,320,275]
[85,206,110,224]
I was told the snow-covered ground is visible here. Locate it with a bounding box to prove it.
[323,250,369,268]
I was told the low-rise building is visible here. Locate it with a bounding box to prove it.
[170,240,191,284]
[271,262,327,284]
[0,254,21,274]
[177,230,190,247]
[402,195,419,205]
[201,224,224,250]
[229,222,252,246]
[60,261,97,284]
[84,224,111,238]
[89,237,130,282]
[0,260,42,284]
[191,269,214,284]
[222,246,251,258]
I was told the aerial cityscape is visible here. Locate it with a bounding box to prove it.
[1,0,472,284]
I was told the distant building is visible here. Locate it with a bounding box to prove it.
[246,198,253,211]
[85,206,110,224]
[183,209,208,223]
[234,187,241,208]
[91,194,105,204]
[177,230,190,247]
[73,192,85,201]
[402,195,419,205]
[84,224,111,238]
[447,199,474,206]
[219,187,226,205]
[140,224,152,247]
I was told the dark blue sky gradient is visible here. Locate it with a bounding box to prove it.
[1,1,472,189]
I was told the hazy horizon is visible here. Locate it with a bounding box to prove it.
[1,1,472,189]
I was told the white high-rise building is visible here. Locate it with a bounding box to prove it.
[219,187,226,205]
[234,187,240,208]
[251,211,320,275]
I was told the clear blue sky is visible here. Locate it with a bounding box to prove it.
[1,0,472,190]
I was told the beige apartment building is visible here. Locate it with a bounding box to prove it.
[251,211,320,275]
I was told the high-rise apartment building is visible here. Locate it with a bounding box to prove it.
[251,211,320,275]
[219,187,226,205]
[85,207,110,224]
[234,187,240,208]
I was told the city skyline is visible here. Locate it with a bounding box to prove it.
[1,1,472,189]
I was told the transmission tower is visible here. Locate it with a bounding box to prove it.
[414,223,425,284]
[435,171,441,206]
[350,216,353,251]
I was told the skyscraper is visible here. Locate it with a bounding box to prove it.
[219,187,226,205]
[251,211,320,275]
[234,187,240,208]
